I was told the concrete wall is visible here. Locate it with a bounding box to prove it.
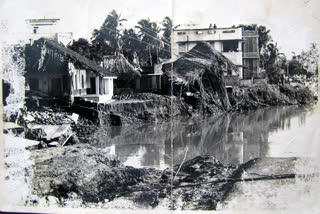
[172,27,242,60]
[173,27,242,43]
[69,62,116,103]
[26,19,73,45]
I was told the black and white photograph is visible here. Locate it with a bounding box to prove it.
[1,0,320,213]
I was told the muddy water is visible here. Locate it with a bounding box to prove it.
[90,104,317,169]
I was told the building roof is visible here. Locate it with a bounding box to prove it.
[102,54,142,79]
[173,26,242,31]
[183,42,238,70]
[163,42,238,84]
[26,18,60,25]
[42,39,115,76]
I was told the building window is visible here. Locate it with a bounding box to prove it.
[75,74,78,89]
[177,32,186,35]
[178,43,186,52]
[33,27,38,34]
[222,30,235,34]
[81,75,84,88]
[222,40,239,52]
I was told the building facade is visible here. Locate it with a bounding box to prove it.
[25,39,116,104]
[26,18,73,45]
[171,26,260,82]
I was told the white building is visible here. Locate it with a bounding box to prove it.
[26,18,73,45]
[171,26,261,83]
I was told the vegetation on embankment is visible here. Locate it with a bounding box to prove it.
[91,82,317,127]
[229,83,317,112]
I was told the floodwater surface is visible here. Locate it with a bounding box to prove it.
[91,104,319,169]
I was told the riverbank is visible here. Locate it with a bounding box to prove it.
[72,82,317,127]
[2,83,318,211]
[4,133,319,211]
[3,138,236,210]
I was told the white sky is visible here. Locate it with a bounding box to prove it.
[0,0,319,57]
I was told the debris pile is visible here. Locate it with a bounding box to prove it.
[162,42,237,113]
[10,110,79,147]
[27,145,235,210]
[18,111,75,126]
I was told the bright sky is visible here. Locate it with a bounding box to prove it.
[0,0,319,57]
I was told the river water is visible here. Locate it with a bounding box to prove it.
[90,104,319,170]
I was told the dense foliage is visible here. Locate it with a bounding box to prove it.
[68,10,172,67]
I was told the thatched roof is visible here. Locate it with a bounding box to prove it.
[163,42,239,84]
[102,54,142,78]
[42,39,115,76]
[163,42,238,79]
[162,42,236,110]
[184,42,238,71]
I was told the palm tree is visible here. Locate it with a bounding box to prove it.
[161,16,172,58]
[122,28,141,52]
[135,18,161,65]
[92,10,127,54]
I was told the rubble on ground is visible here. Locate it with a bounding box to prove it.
[4,109,78,147]
[27,144,235,210]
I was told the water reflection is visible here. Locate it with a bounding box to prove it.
[90,105,312,169]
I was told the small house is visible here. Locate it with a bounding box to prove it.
[25,38,117,105]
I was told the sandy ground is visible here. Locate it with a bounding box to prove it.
[1,129,38,209]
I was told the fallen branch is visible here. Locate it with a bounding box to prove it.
[173,172,320,189]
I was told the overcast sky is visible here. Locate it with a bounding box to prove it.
[1,0,319,57]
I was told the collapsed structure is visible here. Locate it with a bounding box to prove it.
[171,25,263,87]
[163,42,238,112]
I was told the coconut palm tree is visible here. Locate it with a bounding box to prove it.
[135,18,161,66]
[92,10,127,55]
[161,16,172,58]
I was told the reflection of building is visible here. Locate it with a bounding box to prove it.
[171,25,262,86]
[26,18,73,45]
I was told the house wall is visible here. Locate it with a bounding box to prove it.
[26,19,73,45]
[69,62,116,103]
[69,63,87,96]
[172,27,242,59]
[26,71,70,98]
[172,28,243,78]
[26,19,59,41]
[172,27,262,81]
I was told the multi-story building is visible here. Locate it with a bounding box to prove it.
[171,25,261,85]
[26,18,73,45]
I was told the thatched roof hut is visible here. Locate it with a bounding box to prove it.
[162,42,238,85]
[27,38,114,76]
[162,42,237,111]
